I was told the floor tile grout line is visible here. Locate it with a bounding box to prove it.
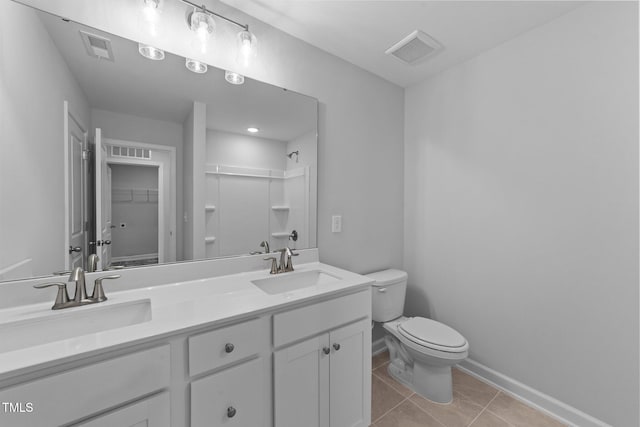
[372,368,414,399]
[371,394,414,425]
[401,394,449,427]
[466,391,502,426]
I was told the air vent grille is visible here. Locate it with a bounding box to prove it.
[110,145,152,160]
[79,30,114,61]
[386,30,442,65]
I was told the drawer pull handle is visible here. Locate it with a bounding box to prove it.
[378,287,387,293]
[322,347,330,355]
[225,343,235,353]
[333,343,341,351]
[227,406,237,418]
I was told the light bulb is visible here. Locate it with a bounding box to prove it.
[236,30,257,68]
[138,43,165,60]
[140,0,161,37]
[186,58,208,74]
[225,70,244,85]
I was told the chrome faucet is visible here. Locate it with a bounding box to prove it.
[34,267,120,310]
[250,240,271,255]
[279,247,299,273]
[87,254,99,272]
[70,266,89,303]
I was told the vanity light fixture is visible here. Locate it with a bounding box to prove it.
[185,58,208,73]
[247,127,259,133]
[177,0,257,62]
[138,43,165,60]
[225,70,245,85]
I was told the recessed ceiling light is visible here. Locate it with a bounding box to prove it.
[138,43,165,60]
[185,58,207,73]
[225,70,244,85]
[247,127,259,133]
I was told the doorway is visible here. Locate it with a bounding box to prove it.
[109,164,159,267]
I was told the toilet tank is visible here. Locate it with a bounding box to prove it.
[366,269,408,322]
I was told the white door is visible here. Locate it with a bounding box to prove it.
[95,128,112,270]
[64,102,87,271]
[329,319,371,427]
[274,334,330,427]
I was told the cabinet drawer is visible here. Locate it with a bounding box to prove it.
[0,345,170,427]
[273,289,371,347]
[191,358,264,427]
[73,392,170,427]
[188,317,264,376]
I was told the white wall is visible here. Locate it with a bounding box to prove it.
[18,0,405,274]
[404,3,638,426]
[91,108,183,260]
[207,129,286,170]
[182,102,206,260]
[0,2,90,277]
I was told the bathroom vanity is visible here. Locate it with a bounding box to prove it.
[0,257,372,427]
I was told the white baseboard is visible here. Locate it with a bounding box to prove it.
[372,337,387,356]
[459,359,611,427]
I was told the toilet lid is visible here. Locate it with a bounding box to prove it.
[399,317,466,349]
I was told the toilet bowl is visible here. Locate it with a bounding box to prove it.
[367,269,468,403]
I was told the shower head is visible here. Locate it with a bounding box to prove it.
[287,150,299,162]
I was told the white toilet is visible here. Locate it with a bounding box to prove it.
[368,269,469,404]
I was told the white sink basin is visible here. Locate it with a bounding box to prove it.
[251,270,342,295]
[0,299,152,353]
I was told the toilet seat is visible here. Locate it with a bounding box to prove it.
[398,317,468,353]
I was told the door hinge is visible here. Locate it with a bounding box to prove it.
[82,150,90,160]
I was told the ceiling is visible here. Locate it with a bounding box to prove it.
[220,0,585,87]
[37,9,316,141]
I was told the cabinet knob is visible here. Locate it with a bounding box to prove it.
[225,343,235,353]
[322,347,330,355]
[333,343,341,351]
[227,406,236,418]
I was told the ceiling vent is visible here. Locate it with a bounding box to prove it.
[385,30,442,65]
[79,30,114,61]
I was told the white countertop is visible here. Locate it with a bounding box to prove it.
[0,262,372,381]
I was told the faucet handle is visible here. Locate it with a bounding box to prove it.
[91,275,121,302]
[33,282,70,310]
[263,257,278,274]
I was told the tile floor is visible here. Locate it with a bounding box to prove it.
[371,351,567,427]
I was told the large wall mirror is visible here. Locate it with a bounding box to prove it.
[0,0,318,282]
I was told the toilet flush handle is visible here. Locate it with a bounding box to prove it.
[377,287,386,293]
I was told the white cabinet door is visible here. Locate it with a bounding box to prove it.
[274,334,330,427]
[73,392,169,427]
[329,319,371,427]
[191,358,265,427]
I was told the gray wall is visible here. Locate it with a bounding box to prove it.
[404,3,638,426]
[0,1,90,277]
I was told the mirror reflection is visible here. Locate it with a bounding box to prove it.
[0,1,317,282]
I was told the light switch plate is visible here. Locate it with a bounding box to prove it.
[332,215,342,233]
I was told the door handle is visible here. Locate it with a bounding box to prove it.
[68,246,82,254]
